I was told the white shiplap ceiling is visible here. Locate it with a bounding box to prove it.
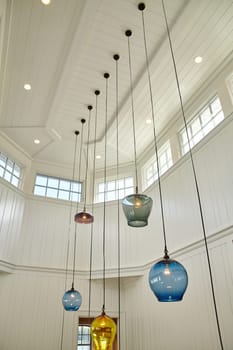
[0,0,233,169]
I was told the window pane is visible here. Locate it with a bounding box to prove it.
[118,189,125,199]
[46,188,58,198]
[116,179,124,189]
[98,183,105,193]
[36,175,47,186]
[4,171,11,182]
[47,177,59,188]
[107,191,115,201]
[11,176,19,187]
[191,118,201,134]
[0,154,7,167]
[6,160,13,172]
[98,193,104,202]
[70,192,80,202]
[34,186,46,196]
[214,111,224,125]
[125,177,133,187]
[200,108,211,125]
[0,167,4,177]
[72,182,81,193]
[125,187,133,196]
[58,190,70,200]
[211,98,221,114]
[107,181,115,191]
[60,180,70,191]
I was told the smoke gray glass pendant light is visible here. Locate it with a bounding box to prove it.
[161,0,224,347]
[62,130,82,311]
[75,110,94,224]
[137,3,188,302]
[122,29,153,228]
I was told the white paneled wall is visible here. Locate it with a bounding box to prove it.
[0,181,24,266]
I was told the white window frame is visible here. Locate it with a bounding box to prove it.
[95,175,134,203]
[0,152,22,188]
[33,174,82,202]
[180,95,224,155]
[142,142,173,191]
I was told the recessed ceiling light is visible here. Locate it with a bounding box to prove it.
[146,119,152,124]
[194,56,203,64]
[96,155,101,159]
[41,0,51,5]
[34,139,40,144]
[24,83,31,90]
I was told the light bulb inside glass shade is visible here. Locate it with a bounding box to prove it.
[74,211,94,224]
[149,258,188,302]
[91,312,116,350]
[122,193,153,227]
[62,287,82,311]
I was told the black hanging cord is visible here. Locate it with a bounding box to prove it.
[60,130,79,350]
[138,3,168,258]
[125,30,139,193]
[83,106,93,211]
[161,0,224,348]
[72,119,86,287]
[114,53,121,350]
[102,73,110,313]
[88,90,100,318]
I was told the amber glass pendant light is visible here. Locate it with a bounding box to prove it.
[137,2,188,301]
[121,29,153,228]
[75,109,94,224]
[91,73,116,350]
[62,130,82,311]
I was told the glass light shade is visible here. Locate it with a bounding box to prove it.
[149,258,188,302]
[122,193,153,227]
[62,287,82,311]
[91,312,116,350]
[75,211,94,224]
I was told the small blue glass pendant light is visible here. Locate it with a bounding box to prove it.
[75,109,94,224]
[62,130,82,311]
[138,2,188,301]
[122,29,153,227]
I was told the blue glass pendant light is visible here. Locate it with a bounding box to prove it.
[62,283,82,311]
[75,112,94,224]
[138,2,188,302]
[149,252,188,302]
[122,29,153,227]
[62,130,82,311]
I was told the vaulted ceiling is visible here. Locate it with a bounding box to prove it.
[0,0,233,169]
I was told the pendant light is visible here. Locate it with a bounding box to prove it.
[114,53,121,350]
[161,0,224,346]
[88,90,100,318]
[62,130,82,311]
[122,29,153,228]
[91,73,116,350]
[75,106,94,224]
[137,3,188,302]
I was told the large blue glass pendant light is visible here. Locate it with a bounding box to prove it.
[138,2,188,302]
[75,109,94,224]
[161,0,224,347]
[62,129,83,311]
[91,73,117,350]
[122,29,152,227]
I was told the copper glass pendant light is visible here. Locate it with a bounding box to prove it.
[75,107,94,223]
[90,73,116,350]
[62,130,82,311]
[137,3,188,302]
[122,29,153,228]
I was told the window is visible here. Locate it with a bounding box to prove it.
[78,318,117,350]
[78,325,91,350]
[180,96,224,155]
[33,174,82,202]
[0,152,22,188]
[142,143,173,190]
[96,176,134,203]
